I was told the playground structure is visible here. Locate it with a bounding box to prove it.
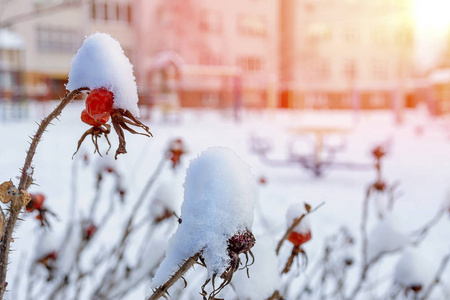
[250,127,380,177]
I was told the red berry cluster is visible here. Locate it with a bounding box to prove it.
[81,88,114,127]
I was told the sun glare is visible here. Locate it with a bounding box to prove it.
[414,0,450,30]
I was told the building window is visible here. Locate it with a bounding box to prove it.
[343,60,357,79]
[91,1,132,25]
[306,23,332,42]
[238,14,267,36]
[372,26,387,44]
[36,26,79,53]
[314,59,330,80]
[199,10,221,33]
[237,56,264,72]
[343,27,358,43]
[199,52,222,65]
[373,60,388,80]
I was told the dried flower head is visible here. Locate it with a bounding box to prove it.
[201,229,256,300]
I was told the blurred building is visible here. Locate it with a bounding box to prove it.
[1,0,419,111]
[0,0,278,110]
[0,0,135,100]
[136,0,279,109]
[0,29,25,101]
[280,0,415,110]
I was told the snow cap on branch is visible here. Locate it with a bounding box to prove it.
[66,32,140,117]
[367,214,410,260]
[394,247,434,290]
[286,203,311,234]
[152,147,257,288]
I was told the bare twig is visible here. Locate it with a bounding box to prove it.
[0,87,87,299]
[420,251,450,300]
[148,252,201,300]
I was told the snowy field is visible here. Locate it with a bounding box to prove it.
[1,101,450,299]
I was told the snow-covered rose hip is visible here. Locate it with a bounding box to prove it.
[282,203,313,274]
[67,33,152,159]
[151,148,257,299]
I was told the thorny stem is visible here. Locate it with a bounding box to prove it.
[93,154,166,298]
[148,252,201,300]
[276,202,324,255]
[0,87,87,299]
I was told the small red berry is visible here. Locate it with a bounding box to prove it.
[373,180,386,191]
[33,194,45,210]
[372,146,386,160]
[288,230,312,247]
[27,193,45,212]
[83,224,97,240]
[81,109,110,127]
[46,251,58,260]
[86,88,114,119]
[259,176,267,185]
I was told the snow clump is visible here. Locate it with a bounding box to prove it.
[394,247,434,290]
[152,147,257,288]
[150,179,180,220]
[367,214,410,261]
[66,32,140,117]
[286,203,311,234]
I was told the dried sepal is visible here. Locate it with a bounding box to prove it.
[0,181,15,204]
[21,190,31,209]
[73,124,112,158]
[111,109,152,159]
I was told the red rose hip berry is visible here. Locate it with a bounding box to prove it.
[81,109,110,127]
[288,230,312,247]
[86,88,114,119]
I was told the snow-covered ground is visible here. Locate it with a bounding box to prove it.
[0,102,449,299]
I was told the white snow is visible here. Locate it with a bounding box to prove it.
[150,178,180,219]
[286,203,311,234]
[0,29,24,50]
[66,33,140,117]
[394,247,435,289]
[2,105,450,299]
[94,155,116,174]
[151,147,257,288]
[367,214,410,261]
[231,236,280,299]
